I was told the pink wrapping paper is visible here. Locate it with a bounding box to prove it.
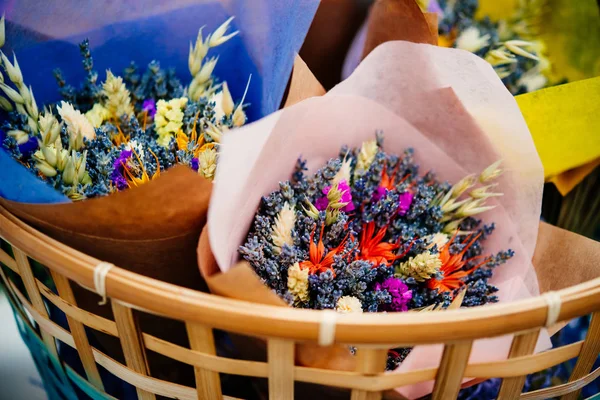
[208,41,549,399]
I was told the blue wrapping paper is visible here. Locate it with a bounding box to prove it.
[0,0,319,204]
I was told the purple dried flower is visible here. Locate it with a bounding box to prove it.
[315,180,355,212]
[372,186,387,202]
[191,157,199,172]
[18,135,39,157]
[142,99,157,117]
[110,149,132,190]
[374,277,412,312]
[397,191,414,216]
[315,196,329,211]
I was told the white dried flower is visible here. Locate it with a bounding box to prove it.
[208,17,239,47]
[0,82,24,103]
[485,48,517,66]
[425,233,450,250]
[287,262,309,303]
[102,70,133,119]
[301,200,320,220]
[57,101,96,141]
[504,40,539,61]
[198,147,217,180]
[0,95,12,111]
[333,156,352,186]
[232,105,246,127]
[456,27,490,53]
[469,184,503,200]
[455,198,496,218]
[479,160,503,183]
[397,251,441,282]
[85,103,110,128]
[38,112,61,145]
[7,129,28,145]
[35,159,57,177]
[354,140,378,178]
[230,75,252,128]
[188,28,208,77]
[210,82,235,121]
[517,68,547,93]
[452,174,477,198]
[336,296,363,314]
[1,52,23,85]
[195,56,218,85]
[25,85,38,120]
[205,122,223,143]
[271,202,296,254]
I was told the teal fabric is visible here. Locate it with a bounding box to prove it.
[5,285,111,400]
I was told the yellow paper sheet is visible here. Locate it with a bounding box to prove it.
[476,0,518,20]
[516,76,600,179]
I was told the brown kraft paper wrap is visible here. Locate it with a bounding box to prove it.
[1,165,211,385]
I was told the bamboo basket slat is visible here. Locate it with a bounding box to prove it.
[562,311,600,400]
[267,339,295,400]
[350,348,388,400]
[50,270,105,391]
[1,203,600,400]
[186,322,222,400]
[12,247,60,359]
[431,341,473,400]
[111,301,155,400]
[497,330,541,399]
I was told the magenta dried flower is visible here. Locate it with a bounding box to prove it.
[375,277,412,312]
[315,179,355,212]
[397,191,414,216]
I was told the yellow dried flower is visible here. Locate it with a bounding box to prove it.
[155,97,188,147]
[479,160,503,183]
[57,101,95,142]
[336,296,363,314]
[102,70,133,119]
[396,251,441,282]
[301,200,320,220]
[85,103,110,128]
[38,112,61,145]
[198,147,217,180]
[271,202,296,255]
[354,139,378,178]
[287,262,309,303]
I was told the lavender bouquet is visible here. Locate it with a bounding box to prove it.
[1,17,247,200]
[240,134,512,370]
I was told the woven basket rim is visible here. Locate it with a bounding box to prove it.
[1,204,599,344]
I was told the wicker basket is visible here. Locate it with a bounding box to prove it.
[1,203,599,400]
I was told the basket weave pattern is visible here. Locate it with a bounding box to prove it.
[1,205,599,400]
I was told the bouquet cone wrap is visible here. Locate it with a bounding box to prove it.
[197,39,578,398]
